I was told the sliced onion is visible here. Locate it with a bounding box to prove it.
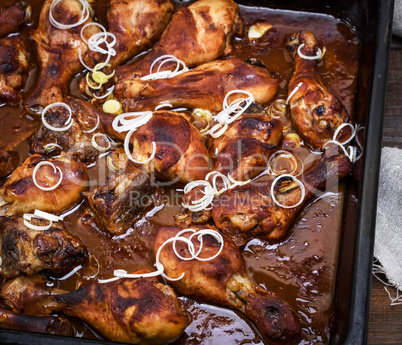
[34,210,61,222]
[333,122,356,146]
[297,43,323,60]
[49,0,89,30]
[141,55,189,81]
[94,85,115,100]
[23,213,53,231]
[32,161,63,191]
[54,265,82,281]
[323,140,355,161]
[124,131,156,164]
[286,82,303,105]
[92,133,112,152]
[268,99,287,118]
[112,111,153,133]
[270,174,305,209]
[155,103,173,111]
[43,143,63,152]
[42,102,73,132]
[80,22,106,45]
[207,123,228,138]
[267,150,303,177]
[83,114,99,133]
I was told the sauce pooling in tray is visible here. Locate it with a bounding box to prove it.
[0,0,359,344]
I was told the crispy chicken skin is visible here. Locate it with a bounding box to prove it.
[30,97,105,163]
[0,215,88,278]
[115,0,242,87]
[0,307,73,336]
[0,1,31,38]
[24,0,100,115]
[82,165,157,235]
[118,58,278,112]
[212,115,283,180]
[286,30,350,148]
[212,146,352,246]
[0,36,29,104]
[0,149,19,178]
[40,271,189,344]
[99,110,210,183]
[154,225,301,345]
[0,274,66,315]
[0,153,88,215]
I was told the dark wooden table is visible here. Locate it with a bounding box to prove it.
[367,37,402,345]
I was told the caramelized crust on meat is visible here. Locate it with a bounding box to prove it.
[211,115,283,180]
[82,165,157,235]
[0,153,88,215]
[286,30,350,148]
[115,0,242,88]
[119,58,278,112]
[29,97,105,163]
[212,146,352,246]
[0,215,88,278]
[154,225,301,345]
[0,1,31,38]
[41,271,189,344]
[0,36,29,104]
[0,149,19,178]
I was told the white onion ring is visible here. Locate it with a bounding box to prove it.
[297,43,323,60]
[42,102,73,132]
[32,161,63,191]
[333,122,356,146]
[92,133,112,152]
[49,0,89,30]
[94,85,115,100]
[270,174,305,209]
[112,112,153,133]
[286,82,303,105]
[124,130,156,164]
[267,150,303,177]
[23,213,53,231]
[141,55,189,81]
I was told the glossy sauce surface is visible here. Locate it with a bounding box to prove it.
[0,1,359,344]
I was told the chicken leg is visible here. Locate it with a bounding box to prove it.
[154,225,301,345]
[40,271,189,344]
[0,1,31,38]
[286,30,350,148]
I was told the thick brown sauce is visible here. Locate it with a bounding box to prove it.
[0,0,359,344]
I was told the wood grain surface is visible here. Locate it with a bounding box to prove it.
[367,37,402,345]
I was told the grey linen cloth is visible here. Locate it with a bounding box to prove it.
[374,147,402,295]
[394,0,402,37]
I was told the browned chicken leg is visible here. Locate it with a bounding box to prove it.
[82,164,157,235]
[99,110,210,183]
[0,215,88,278]
[0,307,73,336]
[211,115,283,180]
[212,146,352,246]
[154,225,301,345]
[119,58,278,112]
[114,0,242,90]
[29,97,105,164]
[81,0,174,98]
[40,271,189,344]
[0,36,29,104]
[24,0,100,115]
[0,1,31,38]
[0,274,66,315]
[0,153,88,215]
[286,30,350,148]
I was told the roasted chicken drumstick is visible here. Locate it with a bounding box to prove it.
[118,58,278,112]
[0,307,73,336]
[24,0,100,114]
[114,0,242,87]
[40,271,189,344]
[0,215,88,278]
[154,225,301,345]
[212,146,352,246]
[286,30,350,148]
